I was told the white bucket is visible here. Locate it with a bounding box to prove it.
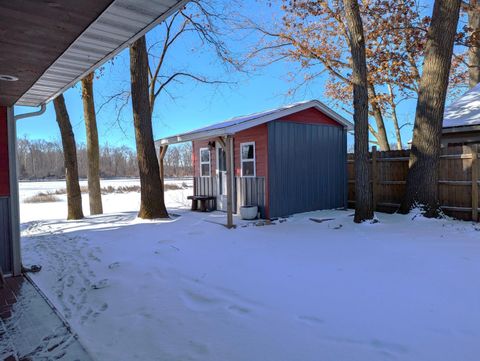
[240,205,258,220]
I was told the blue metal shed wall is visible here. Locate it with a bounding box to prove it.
[267,121,347,218]
[0,197,11,273]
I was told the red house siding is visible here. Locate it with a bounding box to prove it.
[278,107,342,127]
[0,106,9,197]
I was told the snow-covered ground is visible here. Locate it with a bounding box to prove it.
[19,178,192,222]
[19,180,480,361]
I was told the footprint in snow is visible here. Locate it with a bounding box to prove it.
[228,304,250,315]
[297,315,325,325]
[65,275,74,287]
[108,261,121,270]
[91,279,110,290]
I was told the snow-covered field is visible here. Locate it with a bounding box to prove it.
[19,178,192,222]
[19,180,480,361]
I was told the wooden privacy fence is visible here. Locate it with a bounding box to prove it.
[347,145,479,221]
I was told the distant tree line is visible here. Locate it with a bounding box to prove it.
[163,143,193,178]
[16,136,192,180]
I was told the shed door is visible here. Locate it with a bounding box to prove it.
[216,145,227,211]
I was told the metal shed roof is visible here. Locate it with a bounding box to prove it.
[3,0,189,107]
[156,100,353,145]
[443,82,480,132]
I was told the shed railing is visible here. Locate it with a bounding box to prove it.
[193,176,266,218]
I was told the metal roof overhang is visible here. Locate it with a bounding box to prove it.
[1,0,189,107]
[158,129,233,146]
[156,100,354,146]
[442,124,480,134]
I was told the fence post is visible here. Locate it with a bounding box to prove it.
[372,146,378,210]
[471,144,478,222]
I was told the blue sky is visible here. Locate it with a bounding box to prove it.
[15,0,459,151]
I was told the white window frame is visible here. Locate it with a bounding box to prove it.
[199,147,211,177]
[240,141,256,177]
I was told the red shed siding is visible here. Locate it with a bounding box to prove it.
[233,124,268,177]
[193,139,216,177]
[278,107,342,127]
[192,124,269,178]
[192,125,269,216]
[234,124,269,217]
[0,107,9,197]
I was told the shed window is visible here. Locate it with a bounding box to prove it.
[240,142,256,177]
[200,148,211,177]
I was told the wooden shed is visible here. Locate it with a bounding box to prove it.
[442,82,480,146]
[156,101,353,223]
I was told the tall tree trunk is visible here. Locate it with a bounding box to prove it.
[400,0,462,216]
[130,36,169,219]
[468,0,480,87]
[81,72,103,215]
[368,83,390,151]
[344,0,374,223]
[53,95,84,220]
[387,84,403,150]
[391,106,403,150]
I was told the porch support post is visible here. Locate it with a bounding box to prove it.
[8,107,21,276]
[158,144,168,191]
[224,135,234,228]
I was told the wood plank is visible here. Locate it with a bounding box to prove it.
[372,146,378,210]
[225,136,234,228]
[438,180,472,185]
[471,145,478,221]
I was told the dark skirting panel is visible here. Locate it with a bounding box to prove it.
[268,121,347,218]
[0,197,12,274]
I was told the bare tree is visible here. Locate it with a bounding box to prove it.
[147,1,236,115]
[81,72,103,215]
[99,1,239,218]
[401,0,463,216]
[246,0,467,150]
[466,0,480,87]
[130,36,169,219]
[343,0,374,222]
[53,94,84,220]
[99,0,238,123]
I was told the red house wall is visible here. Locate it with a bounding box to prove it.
[278,107,343,127]
[0,106,9,197]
